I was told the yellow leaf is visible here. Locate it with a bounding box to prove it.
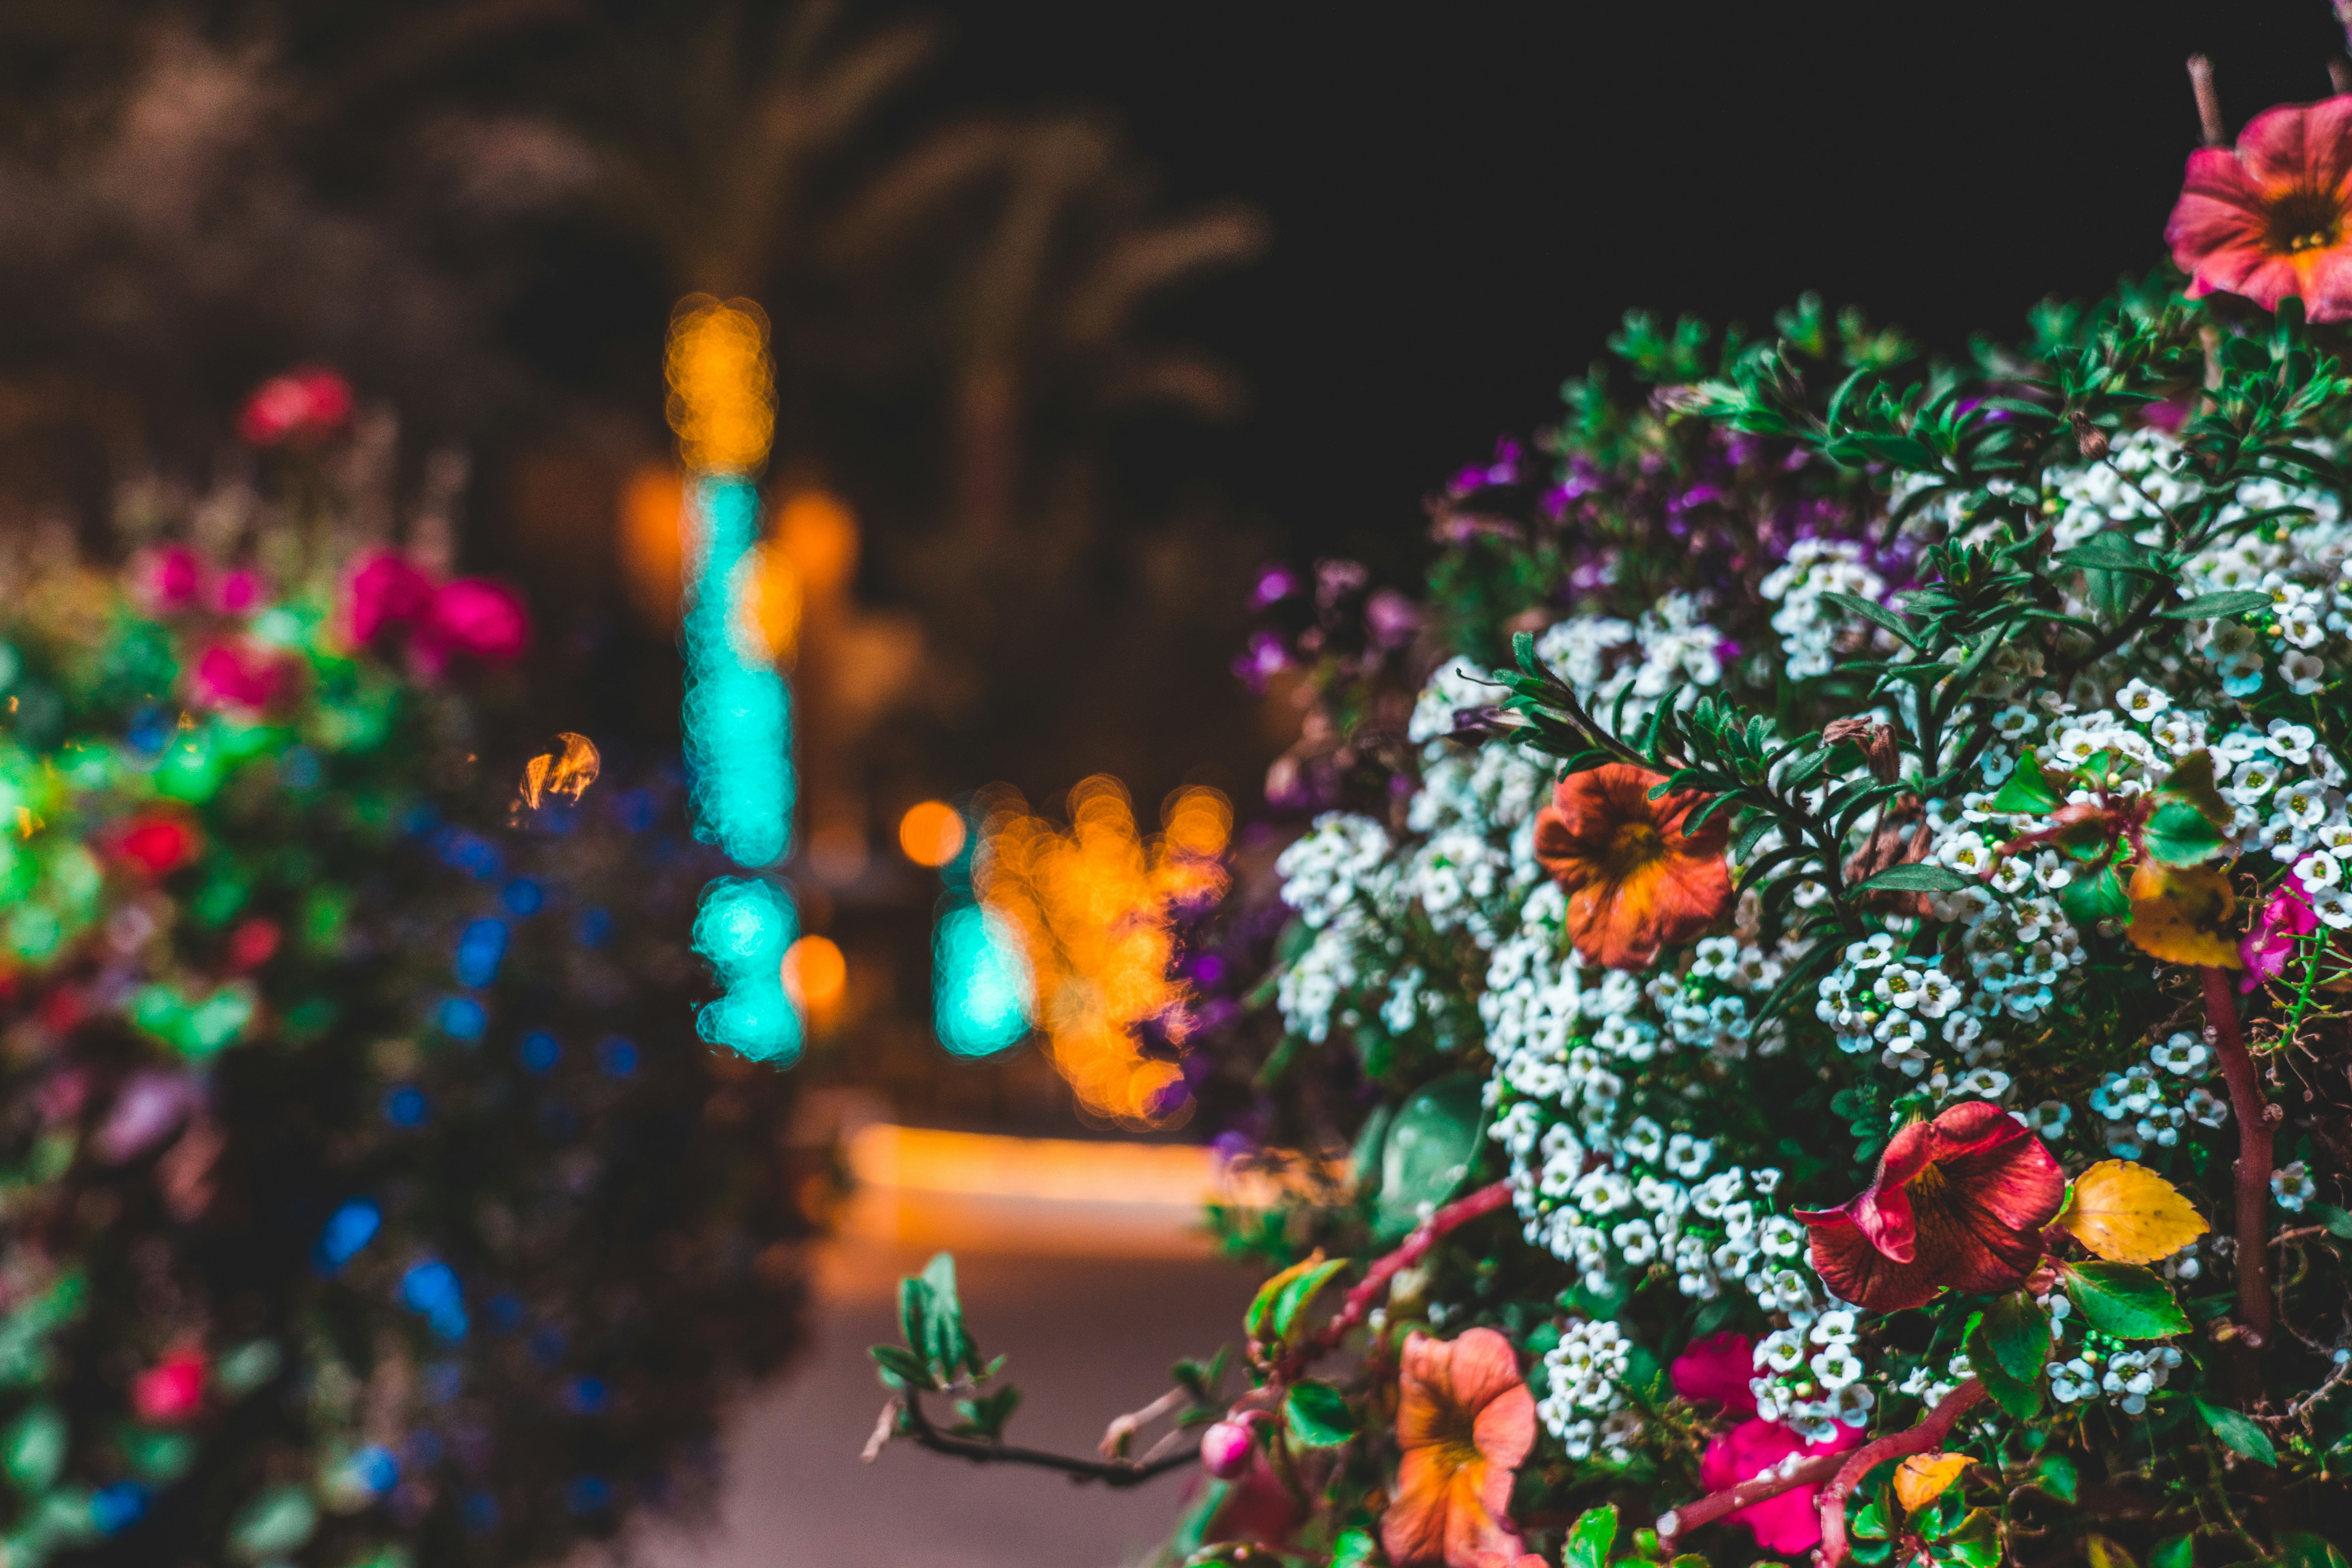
[2053,1159,2208,1264]
[1893,1452,1970,1512]
[2086,1536,2139,1568]
[2125,861,2241,968]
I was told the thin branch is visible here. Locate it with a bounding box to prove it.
[883,1390,1200,1487]
[1657,1450,1846,1548]
[1814,1380,1987,1568]
[2203,964,2277,1346]
[1100,1385,1188,1459]
[861,1399,901,1462]
[2189,55,2226,149]
[1280,1179,1515,1377]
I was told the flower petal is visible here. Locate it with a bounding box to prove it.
[1382,1448,1456,1567]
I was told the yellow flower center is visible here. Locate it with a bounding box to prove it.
[2267,190,2345,256]
[1603,820,1665,878]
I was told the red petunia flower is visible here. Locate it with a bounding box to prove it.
[2167,96,2352,320]
[1383,1328,1538,1568]
[1533,764,1732,970]
[237,367,355,447]
[1794,1100,2065,1312]
[115,814,202,878]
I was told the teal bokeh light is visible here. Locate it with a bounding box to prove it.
[932,901,1032,1057]
[681,476,792,871]
[690,877,800,1063]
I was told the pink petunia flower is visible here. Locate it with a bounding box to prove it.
[132,1349,208,1423]
[416,578,531,670]
[1669,1331,1759,1415]
[2241,878,2319,992]
[1697,1416,1862,1554]
[2167,96,2352,320]
[344,550,438,646]
[132,545,207,614]
[187,641,294,715]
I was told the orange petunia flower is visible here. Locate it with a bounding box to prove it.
[1383,1328,1538,1568]
[2167,95,2352,320]
[1533,764,1732,970]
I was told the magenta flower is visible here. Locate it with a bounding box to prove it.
[2167,96,2352,320]
[2242,879,2319,992]
[238,366,355,446]
[416,579,531,670]
[211,569,266,617]
[1669,1331,1758,1415]
[132,545,206,614]
[187,642,294,716]
[1697,1417,1860,1554]
[345,550,437,646]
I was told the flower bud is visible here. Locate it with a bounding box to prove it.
[1198,1418,1256,1479]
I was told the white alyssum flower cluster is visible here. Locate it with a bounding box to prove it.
[1537,1318,1643,1462]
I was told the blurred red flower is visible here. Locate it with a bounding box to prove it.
[116,815,202,878]
[132,545,207,614]
[1795,1100,2065,1311]
[1383,1328,1537,1568]
[238,367,355,446]
[131,1349,207,1423]
[1533,764,1731,970]
[2167,96,2352,320]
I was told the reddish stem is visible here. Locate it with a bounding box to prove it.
[1657,1451,1846,1548]
[2202,964,2275,1347]
[1282,1179,1514,1376]
[1813,1379,1985,1568]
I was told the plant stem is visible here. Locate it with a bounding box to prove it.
[1656,1452,1847,1548]
[1285,1178,1513,1374]
[2283,928,2326,1047]
[880,1389,1201,1487]
[1813,1379,1987,1568]
[2202,963,2276,1346]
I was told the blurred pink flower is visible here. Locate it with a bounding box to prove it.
[238,367,355,446]
[345,550,438,645]
[187,642,294,715]
[1697,1416,1861,1554]
[418,578,531,668]
[2242,878,2319,992]
[211,569,266,617]
[133,545,206,614]
[1669,1331,1757,1415]
[132,1349,208,1423]
[95,1071,199,1164]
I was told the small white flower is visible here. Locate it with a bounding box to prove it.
[2316,888,2352,930]
[1845,934,1897,969]
[2300,850,2344,891]
[2021,1101,2072,1137]
[2267,719,2319,765]
[2185,1086,2230,1128]
[2275,1160,2318,1213]
[2116,680,2170,721]
[2150,1030,2210,1076]
[2231,758,2282,804]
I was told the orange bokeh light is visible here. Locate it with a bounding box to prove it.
[781,934,847,1018]
[898,801,968,867]
[970,778,1230,1128]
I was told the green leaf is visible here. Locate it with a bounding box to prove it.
[1942,1510,2002,1568]
[2058,865,2130,928]
[1330,1528,1383,1568]
[953,1384,1022,1441]
[868,1344,937,1391]
[2063,1261,2190,1339]
[2,1404,64,1492]
[2057,532,2168,577]
[1283,1379,1357,1448]
[1563,1503,1619,1568]
[2159,589,2274,621]
[1979,1292,2052,1383]
[1269,1257,1351,1342]
[1963,1311,2044,1421]
[2147,1535,2192,1568]
[1820,591,1919,647]
[1855,862,1976,894]
[2310,1201,2352,1240]
[2194,1397,2276,1465]
[1349,1105,1393,1195]
[1374,1073,1486,1239]
[2277,1531,2351,1568]
[1988,752,2066,814]
[2034,1452,2078,1503]
[2143,799,2230,867]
